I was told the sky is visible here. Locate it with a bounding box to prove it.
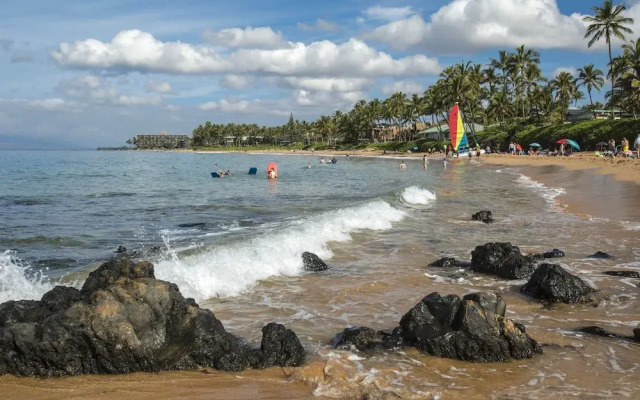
[1,0,639,149]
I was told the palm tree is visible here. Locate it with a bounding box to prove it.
[550,71,577,122]
[609,38,640,118]
[576,64,605,117]
[490,50,515,98]
[583,0,634,117]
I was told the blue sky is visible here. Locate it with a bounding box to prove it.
[1,0,639,149]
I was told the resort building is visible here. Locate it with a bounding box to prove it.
[135,134,190,149]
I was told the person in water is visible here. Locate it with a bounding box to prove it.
[443,158,447,169]
[268,168,277,179]
[423,155,429,169]
[307,162,312,168]
[399,161,406,169]
[224,170,230,175]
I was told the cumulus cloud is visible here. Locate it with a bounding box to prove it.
[56,75,163,106]
[202,26,288,49]
[298,18,340,31]
[550,66,577,78]
[381,80,425,96]
[52,30,441,77]
[280,77,373,92]
[292,89,364,107]
[145,80,173,93]
[363,0,595,53]
[364,6,414,21]
[198,97,289,116]
[221,74,252,89]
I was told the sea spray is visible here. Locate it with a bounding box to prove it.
[154,200,406,301]
[0,250,54,303]
[401,186,437,205]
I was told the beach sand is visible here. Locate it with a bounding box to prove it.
[1,151,639,399]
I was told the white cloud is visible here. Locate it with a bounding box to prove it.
[281,77,373,92]
[52,30,441,77]
[292,89,364,107]
[198,97,289,116]
[363,0,595,53]
[381,80,425,96]
[165,104,181,111]
[550,66,576,79]
[202,26,288,49]
[298,18,340,31]
[221,74,252,89]
[28,98,73,111]
[56,75,163,106]
[364,6,414,21]
[115,94,162,106]
[145,80,173,93]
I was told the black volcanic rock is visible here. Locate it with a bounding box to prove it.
[331,326,378,351]
[332,292,541,363]
[521,264,595,304]
[589,251,613,259]
[470,242,538,279]
[578,326,624,338]
[428,257,462,268]
[542,249,565,258]
[302,252,328,271]
[472,210,493,223]
[394,292,540,362]
[0,258,304,377]
[603,271,640,278]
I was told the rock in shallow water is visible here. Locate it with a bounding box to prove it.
[472,210,493,223]
[428,257,461,268]
[331,326,378,351]
[331,292,541,363]
[0,258,305,377]
[470,242,539,279]
[302,251,328,271]
[521,264,595,304]
[542,248,565,258]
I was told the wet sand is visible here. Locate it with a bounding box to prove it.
[2,152,640,399]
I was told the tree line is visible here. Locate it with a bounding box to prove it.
[189,1,637,148]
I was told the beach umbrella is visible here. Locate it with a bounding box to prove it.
[595,142,608,150]
[529,143,541,147]
[515,143,522,151]
[556,139,580,150]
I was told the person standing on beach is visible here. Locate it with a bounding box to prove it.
[635,134,640,158]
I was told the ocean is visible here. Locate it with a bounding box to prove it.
[1,150,639,399]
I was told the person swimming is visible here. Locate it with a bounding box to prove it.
[268,168,277,179]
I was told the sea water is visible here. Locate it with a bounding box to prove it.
[1,150,639,398]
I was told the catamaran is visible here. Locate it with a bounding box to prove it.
[448,103,482,157]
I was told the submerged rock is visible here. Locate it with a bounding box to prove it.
[331,292,541,363]
[578,326,625,338]
[603,271,640,278]
[521,264,595,304]
[542,249,565,258]
[589,251,613,259]
[472,210,493,224]
[428,257,462,268]
[302,251,328,272]
[331,327,378,351]
[470,242,538,279]
[0,258,304,377]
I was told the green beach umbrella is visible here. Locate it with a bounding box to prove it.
[529,143,541,147]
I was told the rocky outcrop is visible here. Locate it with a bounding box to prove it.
[542,249,565,258]
[603,271,640,278]
[470,242,539,279]
[428,257,462,268]
[472,211,493,224]
[393,292,540,362]
[331,327,378,351]
[0,258,304,377]
[302,252,328,272]
[589,251,613,259]
[331,292,540,363]
[521,264,595,304]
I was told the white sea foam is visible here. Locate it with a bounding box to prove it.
[515,174,566,211]
[154,200,406,300]
[0,250,54,303]
[401,186,437,205]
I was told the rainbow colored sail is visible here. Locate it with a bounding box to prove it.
[449,103,468,151]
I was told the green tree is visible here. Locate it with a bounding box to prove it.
[576,63,605,117]
[583,0,634,117]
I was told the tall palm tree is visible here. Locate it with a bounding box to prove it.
[490,50,515,98]
[550,71,577,122]
[576,64,605,117]
[583,0,634,117]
